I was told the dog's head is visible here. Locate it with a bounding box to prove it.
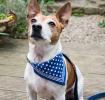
[27,0,71,45]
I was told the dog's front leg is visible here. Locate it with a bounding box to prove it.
[26,85,37,100]
[54,94,65,100]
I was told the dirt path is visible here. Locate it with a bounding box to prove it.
[0,15,105,100]
[62,15,105,44]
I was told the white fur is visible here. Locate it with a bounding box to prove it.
[29,15,54,43]
[24,40,67,100]
[24,15,84,100]
[24,40,84,100]
[75,65,84,100]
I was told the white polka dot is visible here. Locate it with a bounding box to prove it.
[46,64,48,66]
[53,74,55,76]
[56,74,58,77]
[42,63,44,65]
[59,75,62,77]
[44,67,46,69]
[51,69,53,72]
[56,67,57,69]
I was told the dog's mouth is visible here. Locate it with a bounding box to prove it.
[31,33,44,41]
[34,37,43,40]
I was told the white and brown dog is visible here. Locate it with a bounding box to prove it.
[24,0,84,100]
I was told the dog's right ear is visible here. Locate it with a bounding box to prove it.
[27,0,40,18]
[56,2,71,27]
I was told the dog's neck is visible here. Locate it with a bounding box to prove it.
[28,40,62,63]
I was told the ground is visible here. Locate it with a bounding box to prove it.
[0,15,105,100]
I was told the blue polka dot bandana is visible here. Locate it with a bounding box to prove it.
[27,53,66,85]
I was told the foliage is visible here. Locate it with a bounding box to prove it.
[39,0,55,15]
[0,4,7,13]
[72,9,85,17]
[0,0,6,5]
[45,0,55,4]
[98,20,105,28]
[0,2,7,37]
[0,0,55,38]
[39,0,55,3]
[0,13,7,20]
[0,0,28,38]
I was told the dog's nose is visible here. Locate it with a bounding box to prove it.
[31,24,43,40]
[32,24,42,31]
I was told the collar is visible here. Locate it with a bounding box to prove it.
[27,53,67,85]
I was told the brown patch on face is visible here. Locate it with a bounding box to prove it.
[50,2,71,45]
[50,16,64,45]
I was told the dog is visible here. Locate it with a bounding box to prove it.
[24,0,84,100]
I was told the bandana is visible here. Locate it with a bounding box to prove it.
[27,53,66,85]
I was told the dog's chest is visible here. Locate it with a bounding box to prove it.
[24,63,65,98]
[27,53,67,85]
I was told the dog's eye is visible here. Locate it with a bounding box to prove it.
[48,21,55,27]
[31,19,37,23]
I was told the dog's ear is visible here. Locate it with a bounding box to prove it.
[56,2,71,27]
[27,0,40,18]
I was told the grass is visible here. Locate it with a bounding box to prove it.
[98,20,105,28]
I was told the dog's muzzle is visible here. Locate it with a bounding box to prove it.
[31,24,43,40]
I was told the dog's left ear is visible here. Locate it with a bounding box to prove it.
[27,0,40,18]
[56,2,71,27]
